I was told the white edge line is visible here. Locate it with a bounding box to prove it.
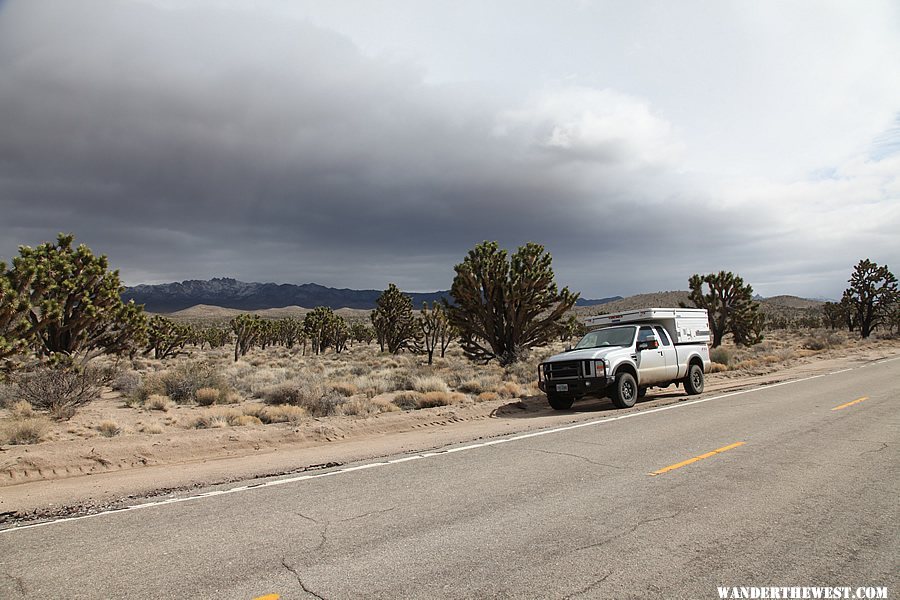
[1,359,890,535]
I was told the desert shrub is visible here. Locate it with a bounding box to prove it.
[476,391,500,402]
[329,381,358,397]
[194,387,221,406]
[392,391,423,410]
[14,365,105,420]
[138,422,164,434]
[411,375,450,394]
[9,400,35,419]
[111,370,143,396]
[707,362,729,374]
[802,332,846,351]
[231,415,262,427]
[302,394,344,417]
[493,381,524,399]
[457,379,485,394]
[418,391,453,408]
[336,395,400,416]
[145,394,172,411]
[260,380,324,406]
[97,420,121,437]
[2,418,49,444]
[159,362,225,404]
[504,361,536,383]
[709,347,732,366]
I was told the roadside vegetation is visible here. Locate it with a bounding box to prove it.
[1,234,898,449]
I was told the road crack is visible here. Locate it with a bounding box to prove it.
[281,557,326,600]
[5,572,27,597]
[562,572,611,599]
[527,448,624,470]
[339,506,397,522]
[575,512,681,553]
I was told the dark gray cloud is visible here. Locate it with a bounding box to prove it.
[1,0,897,299]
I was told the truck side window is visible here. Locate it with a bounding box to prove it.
[637,326,655,342]
[653,326,671,346]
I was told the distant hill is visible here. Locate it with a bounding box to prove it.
[123,278,450,313]
[575,291,823,320]
[575,296,622,307]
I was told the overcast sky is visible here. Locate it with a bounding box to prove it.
[1,0,898,299]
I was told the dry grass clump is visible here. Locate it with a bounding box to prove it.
[329,381,359,397]
[476,391,500,402]
[709,347,732,366]
[504,361,536,383]
[391,390,467,410]
[232,415,263,427]
[157,361,229,404]
[1,418,50,445]
[111,370,143,396]
[136,422,165,434]
[392,391,423,410]
[260,378,343,417]
[97,420,121,437]
[340,397,401,416]
[802,331,846,351]
[145,394,172,411]
[493,381,525,399]
[194,387,221,406]
[707,362,729,374]
[9,400,35,419]
[411,375,450,394]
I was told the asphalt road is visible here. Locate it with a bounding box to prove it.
[1,357,897,599]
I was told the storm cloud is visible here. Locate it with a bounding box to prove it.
[1,0,898,299]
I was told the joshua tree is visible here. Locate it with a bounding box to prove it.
[0,260,33,364]
[9,234,147,364]
[843,259,898,338]
[446,241,578,365]
[419,302,450,365]
[682,271,761,348]
[146,315,192,359]
[370,284,421,354]
[230,313,262,361]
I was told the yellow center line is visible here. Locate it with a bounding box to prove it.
[648,442,745,476]
[252,595,280,600]
[832,396,868,411]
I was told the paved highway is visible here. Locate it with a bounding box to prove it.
[1,357,897,599]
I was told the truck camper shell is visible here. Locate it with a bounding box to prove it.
[583,308,711,345]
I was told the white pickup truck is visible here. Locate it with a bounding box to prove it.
[538,308,712,410]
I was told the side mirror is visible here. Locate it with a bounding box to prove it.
[638,336,659,351]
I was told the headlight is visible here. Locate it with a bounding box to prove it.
[594,360,606,377]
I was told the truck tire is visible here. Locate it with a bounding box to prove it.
[547,393,574,411]
[611,372,637,409]
[684,364,704,395]
[638,386,648,399]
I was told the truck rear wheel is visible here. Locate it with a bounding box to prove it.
[611,372,637,409]
[547,393,574,411]
[684,364,704,395]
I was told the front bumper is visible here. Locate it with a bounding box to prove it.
[538,376,612,396]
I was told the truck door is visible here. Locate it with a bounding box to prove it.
[636,326,666,384]
[654,325,679,380]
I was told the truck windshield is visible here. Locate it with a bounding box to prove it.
[574,326,635,349]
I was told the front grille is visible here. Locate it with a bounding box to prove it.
[547,360,580,379]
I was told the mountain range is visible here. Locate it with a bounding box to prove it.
[123,278,622,313]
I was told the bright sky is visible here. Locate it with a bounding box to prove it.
[1,0,898,299]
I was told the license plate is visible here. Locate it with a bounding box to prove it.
[555,384,569,392]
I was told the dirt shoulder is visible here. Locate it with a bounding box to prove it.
[2,343,898,522]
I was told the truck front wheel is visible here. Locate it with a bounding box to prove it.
[547,393,574,411]
[611,372,637,409]
[684,364,704,395]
